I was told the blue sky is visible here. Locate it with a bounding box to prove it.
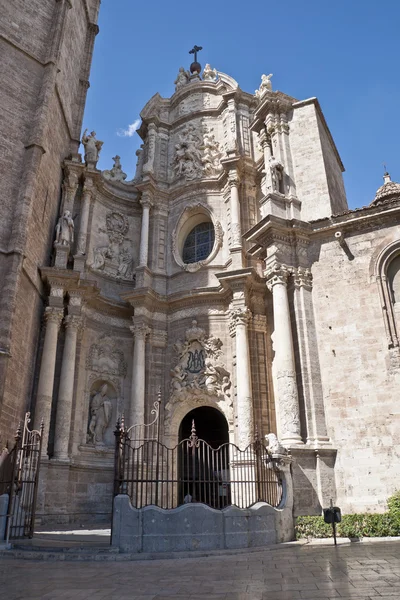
[83,0,400,210]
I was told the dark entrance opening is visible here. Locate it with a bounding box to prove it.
[178,406,230,507]
[179,406,229,448]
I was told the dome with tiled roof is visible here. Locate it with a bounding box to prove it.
[371,172,400,205]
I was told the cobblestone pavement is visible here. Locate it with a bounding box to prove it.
[0,540,400,600]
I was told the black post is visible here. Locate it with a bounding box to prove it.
[330,499,337,546]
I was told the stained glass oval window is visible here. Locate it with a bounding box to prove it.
[182,222,215,264]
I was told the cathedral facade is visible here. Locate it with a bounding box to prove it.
[1,1,399,526]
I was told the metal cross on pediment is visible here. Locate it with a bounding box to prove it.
[189,45,203,62]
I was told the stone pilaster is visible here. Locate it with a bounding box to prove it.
[139,194,153,267]
[53,315,83,461]
[267,265,303,446]
[129,322,151,428]
[34,307,64,456]
[292,267,330,446]
[143,123,157,175]
[259,128,273,193]
[62,171,79,213]
[229,307,254,448]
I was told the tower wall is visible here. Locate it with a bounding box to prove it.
[0,0,100,443]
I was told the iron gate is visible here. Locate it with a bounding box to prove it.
[114,419,283,510]
[0,413,44,540]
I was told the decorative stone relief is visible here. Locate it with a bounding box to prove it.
[201,127,223,177]
[174,66,190,91]
[255,73,273,99]
[103,155,127,182]
[86,333,127,377]
[173,124,203,180]
[82,130,103,168]
[168,320,231,406]
[202,64,218,82]
[90,211,135,280]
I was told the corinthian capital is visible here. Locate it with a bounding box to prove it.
[229,307,252,335]
[64,314,84,332]
[266,264,291,290]
[44,307,64,327]
[130,323,151,340]
[140,193,154,210]
[227,170,240,189]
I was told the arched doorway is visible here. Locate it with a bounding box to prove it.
[179,406,229,448]
[178,406,230,507]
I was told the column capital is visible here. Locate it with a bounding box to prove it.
[293,267,313,290]
[229,307,252,336]
[44,306,64,327]
[64,314,84,332]
[258,128,269,148]
[140,193,154,210]
[130,323,151,340]
[266,264,291,290]
[227,170,240,188]
[82,177,95,197]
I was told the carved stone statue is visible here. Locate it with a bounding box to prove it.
[82,129,103,167]
[255,73,273,98]
[103,155,127,182]
[88,384,113,445]
[174,67,190,90]
[202,63,218,82]
[269,155,284,193]
[117,247,134,279]
[265,433,288,455]
[55,210,74,246]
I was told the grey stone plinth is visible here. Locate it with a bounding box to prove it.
[0,494,9,540]
[111,495,293,553]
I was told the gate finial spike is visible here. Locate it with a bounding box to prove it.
[121,413,125,431]
[157,386,162,404]
[15,421,22,441]
[191,419,196,437]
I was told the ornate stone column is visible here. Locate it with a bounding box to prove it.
[259,128,273,193]
[76,178,93,256]
[267,265,302,446]
[229,307,254,448]
[143,123,157,175]
[228,171,242,249]
[139,195,153,267]
[53,315,83,460]
[129,323,151,427]
[34,307,64,456]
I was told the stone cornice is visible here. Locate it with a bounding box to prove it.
[122,284,231,314]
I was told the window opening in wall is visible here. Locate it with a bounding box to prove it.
[182,222,215,264]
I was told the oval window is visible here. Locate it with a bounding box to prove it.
[182,222,215,264]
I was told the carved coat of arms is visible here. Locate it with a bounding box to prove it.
[169,320,231,402]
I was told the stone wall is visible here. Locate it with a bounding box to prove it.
[311,224,400,512]
[0,0,101,443]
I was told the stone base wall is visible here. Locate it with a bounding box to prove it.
[36,460,113,527]
[111,496,294,553]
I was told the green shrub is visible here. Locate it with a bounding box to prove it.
[296,508,400,540]
[387,490,400,521]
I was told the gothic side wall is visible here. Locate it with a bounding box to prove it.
[311,225,400,513]
[0,0,101,443]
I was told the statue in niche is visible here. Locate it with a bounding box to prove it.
[55,210,74,246]
[202,64,218,82]
[103,155,127,182]
[82,130,103,167]
[255,73,273,98]
[87,383,113,445]
[269,155,284,193]
[174,66,190,90]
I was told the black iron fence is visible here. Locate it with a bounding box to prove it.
[114,420,283,510]
[0,413,43,540]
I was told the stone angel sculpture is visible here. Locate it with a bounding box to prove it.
[174,67,190,90]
